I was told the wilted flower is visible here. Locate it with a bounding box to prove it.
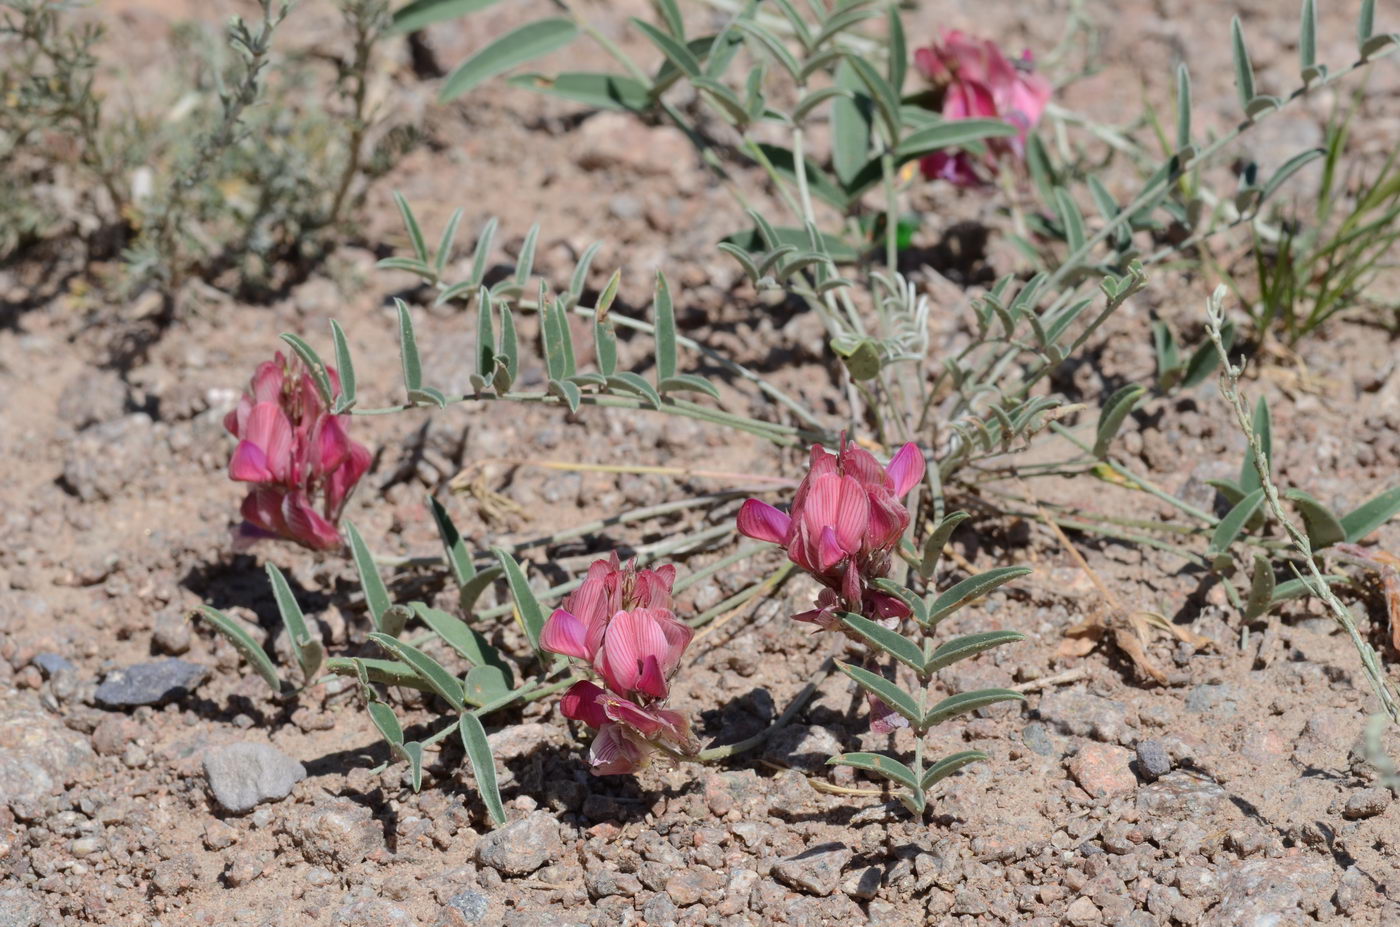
[541,556,698,775]
[914,29,1052,185]
[225,352,371,550]
[738,437,925,629]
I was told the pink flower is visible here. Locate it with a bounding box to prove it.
[738,437,924,624]
[541,556,698,775]
[224,352,372,551]
[913,30,1052,186]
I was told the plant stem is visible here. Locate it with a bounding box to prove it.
[695,656,835,761]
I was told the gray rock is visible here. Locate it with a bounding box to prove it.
[1342,787,1392,820]
[1138,772,1228,817]
[203,743,307,812]
[61,413,159,501]
[1038,691,1133,744]
[1134,739,1172,781]
[763,724,844,773]
[439,890,490,925]
[475,811,562,876]
[0,692,95,790]
[1204,857,1338,927]
[286,799,386,870]
[640,892,679,927]
[332,898,416,926]
[94,659,206,708]
[152,611,192,655]
[772,843,853,896]
[0,887,45,927]
[1021,722,1060,757]
[30,653,74,677]
[0,753,53,806]
[1185,683,1240,718]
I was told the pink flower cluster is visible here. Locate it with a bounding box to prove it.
[225,352,371,551]
[541,554,699,775]
[738,437,924,731]
[914,30,1052,186]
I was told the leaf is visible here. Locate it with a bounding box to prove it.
[722,226,859,263]
[1361,0,1376,44]
[1341,485,1400,542]
[1231,17,1256,112]
[515,223,540,287]
[459,565,504,615]
[632,17,700,76]
[391,0,505,35]
[812,6,879,49]
[394,298,423,393]
[460,713,506,826]
[831,60,872,186]
[497,304,519,388]
[380,604,413,639]
[923,630,1026,675]
[1176,63,1192,152]
[345,521,392,633]
[826,752,918,790]
[886,4,906,92]
[366,701,404,747]
[1300,0,1317,71]
[920,750,987,790]
[508,71,650,111]
[566,241,602,310]
[925,566,1033,626]
[1239,397,1272,493]
[844,55,901,140]
[462,664,513,706]
[1209,488,1265,559]
[1271,574,1345,604]
[1285,489,1347,550]
[922,689,1025,728]
[1181,317,1234,389]
[655,0,684,38]
[870,578,928,625]
[399,741,425,792]
[653,272,677,383]
[732,19,801,80]
[895,119,1016,162]
[839,613,925,673]
[468,216,498,288]
[491,547,546,654]
[279,333,334,408]
[327,656,427,690]
[658,374,720,399]
[1243,554,1276,621]
[411,603,514,685]
[196,606,280,695]
[1053,187,1086,253]
[392,192,429,262]
[1093,384,1146,458]
[440,18,580,101]
[607,372,663,408]
[919,511,970,579]
[474,288,496,381]
[1260,148,1325,205]
[427,494,475,585]
[549,378,582,413]
[369,632,466,710]
[432,206,464,278]
[836,662,921,724]
[265,564,324,683]
[328,320,356,413]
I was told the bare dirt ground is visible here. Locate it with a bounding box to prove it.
[2,1,1399,925]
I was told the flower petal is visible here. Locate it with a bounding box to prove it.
[599,608,667,696]
[817,525,847,572]
[588,724,648,776]
[280,493,342,550]
[832,476,870,553]
[886,443,926,497]
[243,402,294,482]
[541,608,592,660]
[737,499,791,545]
[559,681,609,728]
[228,441,273,482]
[635,655,668,699]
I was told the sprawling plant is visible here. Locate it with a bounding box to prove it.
[196,0,1400,820]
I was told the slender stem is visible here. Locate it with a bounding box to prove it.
[695,656,835,761]
[791,126,817,224]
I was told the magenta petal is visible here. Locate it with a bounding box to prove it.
[817,525,846,572]
[886,443,926,497]
[281,494,342,550]
[244,402,294,482]
[588,724,648,776]
[600,609,667,695]
[541,608,593,660]
[832,476,870,553]
[868,693,910,733]
[229,441,273,482]
[560,681,609,728]
[737,499,791,545]
[635,655,668,699]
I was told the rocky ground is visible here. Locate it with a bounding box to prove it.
[2,0,1400,925]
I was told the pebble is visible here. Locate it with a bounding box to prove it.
[438,889,490,926]
[0,887,45,927]
[1038,692,1133,744]
[286,800,387,870]
[772,843,853,896]
[202,742,307,813]
[1342,787,1392,820]
[475,811,562,876]
[152,611,193,655]
[1207,857,1338,926]
[204,820,239,850]
[30,653,74,677]
[1065,895,1102,925]
[763,724,844,773]
[1068,743,1137,798]
[331,898,416,926]
[94,658,206,708]
[1134,739,1172,781]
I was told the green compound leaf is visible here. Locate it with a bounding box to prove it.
[391,0,506,35]
[1176,63,1192,152]
[440,18,580,101]
[508,71,650,112]
[1093,384,1146,458]
[827,752,919,791]
[654,272,677,383]
[921,750,987,791]
[328,320,356,413]
[1053,187,1086,252]
[836,662,920,724]
[345,521,392,633]
[279,333,335,408]
[392,191,429,262]
[632,17,700,76]
[366,700,404,747]
[1243,554,1276,621]
[462,664,514,707]
[265,563,324,684]
[923,630,1026,676]
[428,495,476,588]
[369,632,466,711]
[839,613,925,674]
[196,606,280,695]
[394,298,423,393]
[1341,485,1400,542]
[922,689,1025,729]
[919,511,971,579]
[326,656,426,690]
[1231,16,1256,112]
[460,713,506,826]
[926,566,1033,627]
[831,59,872,186]
[491,547,547,655]
[1239,397,1272,493]
[411,603,514,683]
[1210,488,1265,560]
[1284,489,1346,550]
[399,740,425,792]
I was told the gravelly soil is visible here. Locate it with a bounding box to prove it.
[2,1,1399,925]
